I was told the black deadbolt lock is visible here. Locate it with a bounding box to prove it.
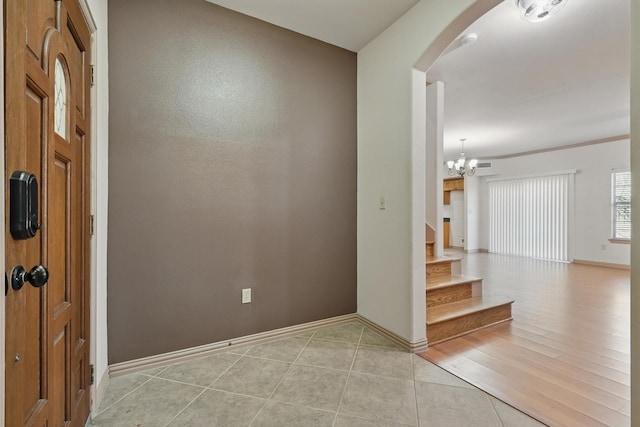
[10,171,41,240]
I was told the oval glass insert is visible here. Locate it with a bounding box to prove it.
[54,57,67,139]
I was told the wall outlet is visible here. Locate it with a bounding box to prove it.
[379,196,386,210]
[242,288,251,304]
[461,238,465,244]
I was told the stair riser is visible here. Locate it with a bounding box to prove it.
[427,284,472,307]
[427,263,452,281]
[427,303,512,344]
[426,244,434,258]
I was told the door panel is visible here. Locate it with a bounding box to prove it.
[26,0,55,62]
[5,0,91,426]
[51,328,68,423]
[23,84,46,424]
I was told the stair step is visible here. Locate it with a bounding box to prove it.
[426,241,435,258]
[426,275,482,308]
[426,256,460,282]
[426,296,514,345]
[427,295,513,323]
[426,274,482,290]
[426,256,460,265]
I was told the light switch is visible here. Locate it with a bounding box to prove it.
[242,288,251,304]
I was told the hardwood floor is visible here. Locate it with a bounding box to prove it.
[420,252,630,427]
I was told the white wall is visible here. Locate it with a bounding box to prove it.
[358,0,476,343]
[464,175,480,251]
[442,200,452,219]
[476,139,630,265]
[450,190,464,247]
[630,2,639,423]
[86,0,109,412]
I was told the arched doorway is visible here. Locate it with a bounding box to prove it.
[407,1,636,425]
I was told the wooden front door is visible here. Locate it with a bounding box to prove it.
[5,0,92,426]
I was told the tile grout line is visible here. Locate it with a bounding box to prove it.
[203,387,267,402]
[487,394,508,427]
[93,365,177,419]
[161,387,208,427]
[240,356,356,372]
[331,325,365,427]
[141,375,209,390]
[94,323,388,426]
[247,331,316,427]
[161,353,246,427]
[411,354,420,427]
[288,360,351,374]
[94,374,155,417]
[240,353,353,374]
[311,335,398,350]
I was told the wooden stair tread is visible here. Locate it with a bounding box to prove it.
[426,256,461,265]
[427,274,482,290]
[426,240,435,245]
[427,296,514,325]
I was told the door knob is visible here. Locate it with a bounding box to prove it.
[11,265,49,291]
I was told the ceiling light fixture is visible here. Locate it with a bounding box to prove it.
[460,33,478,47]
[516,0,567,23]
[447,138,478,177]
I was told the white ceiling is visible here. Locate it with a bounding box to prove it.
[204,0,630,159]
[427,0,630,159]
[204,0,419,52]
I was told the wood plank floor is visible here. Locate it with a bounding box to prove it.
[419,252,630,427]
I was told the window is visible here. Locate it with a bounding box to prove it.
[611,171,631,240]
[54,56,67,139]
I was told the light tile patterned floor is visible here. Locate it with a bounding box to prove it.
[91,322,546,427]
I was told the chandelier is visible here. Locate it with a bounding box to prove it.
[447,138,478,177]
[516,0,568,23]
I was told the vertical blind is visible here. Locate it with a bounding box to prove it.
[611,171,631,239]
[489,173,573,262]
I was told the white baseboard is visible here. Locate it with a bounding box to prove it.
[573,259,630,270]
[356,315,428,353]
[109,313,359,377]
[108,312,430,380]
[92,367,110,416]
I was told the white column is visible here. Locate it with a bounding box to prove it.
[464,175,480,252]
[426,81,445,257]
[630,0,639,423]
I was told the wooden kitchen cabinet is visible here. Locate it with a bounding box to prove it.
[443,219,450,248]
[443,178,464,205]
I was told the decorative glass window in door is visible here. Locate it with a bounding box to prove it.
[54,57,67,138]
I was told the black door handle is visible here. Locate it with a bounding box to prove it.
[10,265,49,291]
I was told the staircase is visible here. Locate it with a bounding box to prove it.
[425,241,514,345]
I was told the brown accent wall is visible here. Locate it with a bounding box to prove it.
[108,0,357,363]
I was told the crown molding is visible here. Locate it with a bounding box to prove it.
[480,134,630,160]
